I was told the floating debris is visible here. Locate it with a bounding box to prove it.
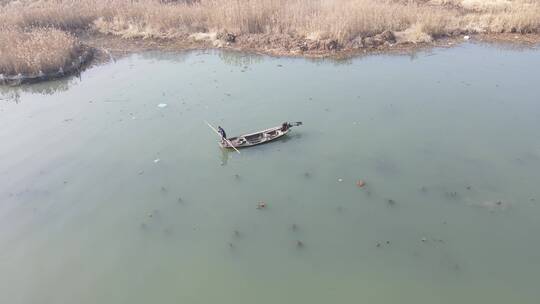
[421,237,427,242]
[386,199,396,206]
[376,241,390,247]
[420,186,427,193]
[160,186,167,192]
[157,103,168,108]
[256,201,267,209]
[337,178,343,182]
[473,200,510,210]
[466,186,472,190]
[296,240,304,248]
[444,191,458,199]
[466,198,510,210]
[291,223,298,231]
[304,172,311,178]
[234,174,241,180]
[463,35,470,40]
[153,158,161,163]
[356,180,366,188]
[234,230,241,237]
[177,197,183,203]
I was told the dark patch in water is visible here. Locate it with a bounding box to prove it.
[443,191,459,199]
[386,199,396,206]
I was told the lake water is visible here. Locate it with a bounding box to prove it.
[1,44,539,304]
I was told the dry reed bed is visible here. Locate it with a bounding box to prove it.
[1,0,540,78]
[0,27,84,76]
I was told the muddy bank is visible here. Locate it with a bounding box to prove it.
[84,31,539,60]
[81,31,465,60]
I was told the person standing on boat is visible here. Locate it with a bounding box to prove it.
[281,122,290,132]
[218,126,227,142]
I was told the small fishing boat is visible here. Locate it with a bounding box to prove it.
[219,122,303,149]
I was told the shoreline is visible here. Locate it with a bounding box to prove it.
[2,0,540,85]
[2,32,539,86]
[84,32,540,59]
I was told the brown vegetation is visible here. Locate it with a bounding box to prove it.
[0,27,82,76]
[1,0,539,80]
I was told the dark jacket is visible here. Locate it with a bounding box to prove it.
[218,127,226,139]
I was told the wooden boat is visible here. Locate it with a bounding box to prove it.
[219,122,302,149]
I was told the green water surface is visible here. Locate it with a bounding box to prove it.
[1,44,539,303]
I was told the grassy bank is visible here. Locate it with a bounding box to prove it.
[1,0,540,79]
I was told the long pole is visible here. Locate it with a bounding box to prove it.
[204,121,241,154]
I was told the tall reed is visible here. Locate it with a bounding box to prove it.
[1,0,539,75]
